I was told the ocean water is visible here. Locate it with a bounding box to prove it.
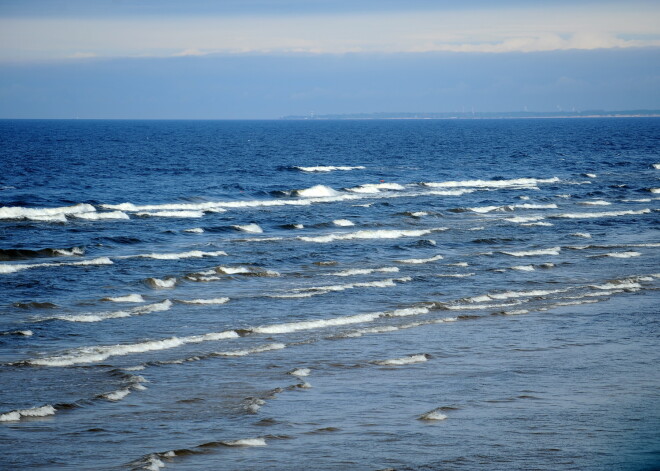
[0,118,658,471]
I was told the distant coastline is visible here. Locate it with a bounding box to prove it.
[281,110,660,120]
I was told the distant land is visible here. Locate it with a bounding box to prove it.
[281,110,660,120]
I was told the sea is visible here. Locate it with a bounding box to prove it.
[0,118,658,471]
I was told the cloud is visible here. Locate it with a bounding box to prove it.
[0,3,658,61]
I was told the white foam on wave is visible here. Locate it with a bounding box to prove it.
[218,343,286,357]
[0,257,113,274]
[53,247,85,256]
[184,227,205,233]
[578,200,611,206]
[601,251,642,258]
[521,222,553,227]
[127,250,227,260]
[653,164,660,169]
[137,210,205,218]
[346,182,405,193]
[419,408,448,421]
[468,205,503,213]
[396,254,443,264]
[375,354,429,366]
[514,203,558,209]
[446,302,521,310]
[428,189,475,196]
[27,214,68,222]
[0,404,57,422]
[591,281,642,290]
[650,188,660,193]
[147,277,177,288]
[571,232,592,238]
[510,265,535,271]
[332,219,355,226]
[485,288,564,300]
[222,438,267,447]
[502,247,561,257]
[103,294,145,303]
[295,165,365,172]
[422,177,559,189]
[233,223,263,233]
[271,277,411,298]
[299,228,446,243]
[289,367,311,377]
[0,203,96,220]
[178,297,229,305]
[73,211,130,220]
[552,209,651,219]
[408,211,428,217]
[324,266,399,277]
[46,299,172,323]
[101,388,132,401]
[436,273,475,278]
[25,329,239,366]
[295,185,341,198]
[254,305,432,336]
[505,215,546,223]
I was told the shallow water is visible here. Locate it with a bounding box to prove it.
[0,118,658,470]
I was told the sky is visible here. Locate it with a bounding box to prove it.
[0,0,659,118]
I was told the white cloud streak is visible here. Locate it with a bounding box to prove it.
[0,4,659,61]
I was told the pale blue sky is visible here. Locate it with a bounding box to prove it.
[0,0,658,118]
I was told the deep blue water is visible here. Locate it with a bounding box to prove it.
[0,119,658,471]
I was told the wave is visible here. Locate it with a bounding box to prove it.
[374,354,430,366]
[42,300,172,323]
[270,277,411,298]
[294,185,341,198]
[504,216,545,223]
[599,251,642,258]
[421,177,559,189]
[0,246,84,262]
[551,209,651,219]
[217,343,286,358]
[289,368,311,377]
[323,266,399,277]
[22,329,239,367]
[126,250,227,260]
[395,254,443,264]
[571,232,592,238]
[252,305,431,335]
[232,223,263,233]
[345,182,405,193]
[299,228,446,243]
[146,277,177,288]
[510,265,535,271]
[177,297,229,305]
[72,211,130,220]
[184,227,205,233]
[428,189,475,196]
[102,294,145,303]
[293,165,365,172]
[0,257,113,274]
[0,329,33,336]
[418,408,448,421]
[0,203,96,220]
[136,210,205,218]
[0,404,57,422]
[332,219,355,226]
[578,200,611,206]
[221,438,267,447]
[501,247,561,257]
